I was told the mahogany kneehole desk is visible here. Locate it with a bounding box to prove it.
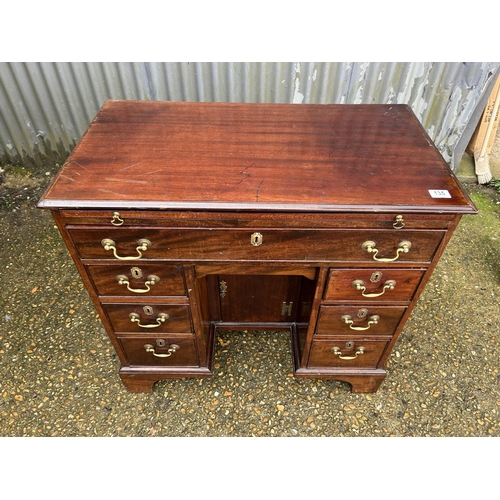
[38,100,476,393]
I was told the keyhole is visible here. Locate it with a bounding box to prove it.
[356,308,368,318]
[143,305,154,315]
[251,232,263,246]
[131,267,143,279]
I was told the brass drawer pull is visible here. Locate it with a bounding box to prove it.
[129,312,169,328]
[144,343,179,358]
[362,240,411,262]
[341,314,379,331]
[116,274,160,294]
[111,212,124,226]
[393,215,405,229]
[331,346,365,360]
[101,238,151,260]
[352,279,396,298]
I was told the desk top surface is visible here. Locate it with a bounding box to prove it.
[38,100,476,213]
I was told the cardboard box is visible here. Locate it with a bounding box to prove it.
[466,74,500,155]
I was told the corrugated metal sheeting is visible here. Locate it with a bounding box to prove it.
[1,62,499,170]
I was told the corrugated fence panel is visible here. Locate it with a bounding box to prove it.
[1,62,499,170]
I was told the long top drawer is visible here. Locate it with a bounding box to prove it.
[67,227,446,264]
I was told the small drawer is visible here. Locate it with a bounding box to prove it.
[308,339,389,368]
[86,264,186,297]
[324,268,426,302]
[103,304,192,333]
[60,211,169,226]
[67,227,445,264]
[117,335,199,367]
[315,305,407,336]
[59,210,455,230]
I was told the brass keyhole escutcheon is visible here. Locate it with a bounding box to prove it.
[143,305,154,315]
[131,267,143,279]
[356,308,368,318]
[251,232,263,246]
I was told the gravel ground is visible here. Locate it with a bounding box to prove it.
[1,164,498,496]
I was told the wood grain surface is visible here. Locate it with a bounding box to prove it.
[38,100,476,213]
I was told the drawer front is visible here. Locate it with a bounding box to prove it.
[103,304,192,333]
[324,268,426,302]
[86,264,186,297]
[68,227,445,263]
[316,305,407,336]
[118,335,199,367]
[60,210,455,229]
[308,339,389,368]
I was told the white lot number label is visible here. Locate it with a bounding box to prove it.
[429,189,451,199]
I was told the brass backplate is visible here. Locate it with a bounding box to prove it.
[131,267,143,279]
[251,232,263,246]
[143,305,154,315]
[356,308,368,318]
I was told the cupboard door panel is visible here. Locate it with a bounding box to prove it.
[218,275,301,323]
